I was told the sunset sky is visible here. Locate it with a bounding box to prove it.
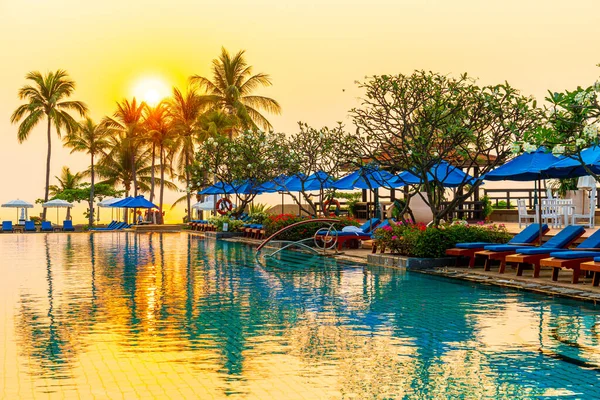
[1,0,599,223]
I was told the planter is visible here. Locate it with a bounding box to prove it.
[368,253,455,269]
[204,231,244,240]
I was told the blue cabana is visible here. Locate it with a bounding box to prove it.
[395,161,480,187]
[332,166,403,190]
[484,147,561,181]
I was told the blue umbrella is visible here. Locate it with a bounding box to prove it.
[395,160,480,187]
[258,175,288,193]
[332,166,403,190]
[112,195,157,209]
[485,147,561,181]
[285,171,334,192]
[543,146,600,179]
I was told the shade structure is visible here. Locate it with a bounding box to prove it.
[332,166,403,190]
[1,199,34,208]
[395,161,480,187]
[42,199,74,225]
[484,147,561,181]
[284,171,335,192]
[112,195,157,209]
[199,180,262,195]
[257,175,288,193]
[97,197,123,207]
[192,195,221,211]
[543,146,600,179]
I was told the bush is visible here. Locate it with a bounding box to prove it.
[263,214,360,242]
[207,215,245,232]
[491,200,515,209]
[373,221,512,258]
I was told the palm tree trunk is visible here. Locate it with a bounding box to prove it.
[89,153,95,227]
[159,145,165,224]
[150,143,156,203]
[43,117,52,221]
[185,151,191,222]
[131,144,138,197]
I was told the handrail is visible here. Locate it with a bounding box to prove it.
[256,218,342,252]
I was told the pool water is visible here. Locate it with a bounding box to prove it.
[1,233,599,399]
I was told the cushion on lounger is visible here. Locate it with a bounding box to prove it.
[455,242,492,249]
[548,251,600,259]
[594,257,600,262]
[516,247,569,255]
[483,244,529,252]
[576,230,600,249]
[542,225,585,249]
[510,223,548,244]
[359,218,380,233]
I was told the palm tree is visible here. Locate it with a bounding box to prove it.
[63,118,111,227]
[190,47,281,132]
[49,166,84,220]
[102,98,146,197]
[144,102,175,223]
[10,70,88,220]
[169,87,207,220]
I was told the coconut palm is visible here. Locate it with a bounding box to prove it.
[144,102,175,223]
[10,70,88,220]
[169,87,207,220]
[63,118,111,226]
[190,47,281,132]
[102,98,146,197]
[49,166,84,220]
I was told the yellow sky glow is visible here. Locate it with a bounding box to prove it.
[0,0,599,223]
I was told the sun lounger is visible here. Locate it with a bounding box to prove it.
[24,221,36,232]
[446,223,548,268]
[540,240,600,284]
[473,224,552,273]
[504,225,588,277]
[90,221,123,231]
[315,218,381,251]
[63,220,75,232]
[580,257,600,286]
[41,221,53,232]
[1,221,14,233]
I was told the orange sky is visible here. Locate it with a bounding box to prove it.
[1,0,599,223]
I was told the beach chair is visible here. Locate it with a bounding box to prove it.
[63,220,75,232]
[24,221,36,232]
[517,199,536,228]
[539,235,600,284]
[89,221,118,231]
[41,221,53,232]
[315,218,381,251]
[446,223,547,268]
[1,221,14,233]
[473,224,552,273]
[505,225,588,277]
[580,256,600,286]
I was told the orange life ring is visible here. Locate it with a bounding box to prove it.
[216,198,233,215]
[323,198,341,216]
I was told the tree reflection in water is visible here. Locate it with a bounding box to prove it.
[10,232,600,398]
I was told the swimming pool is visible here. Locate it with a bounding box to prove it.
[1,232,599,399]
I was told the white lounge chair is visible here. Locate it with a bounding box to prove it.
[517,199,536,228]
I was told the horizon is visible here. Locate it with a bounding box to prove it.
[1,0,599,223]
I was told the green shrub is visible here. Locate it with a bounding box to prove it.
[491,200,514,209]
[373,221,512,258]
[207,215,245,232]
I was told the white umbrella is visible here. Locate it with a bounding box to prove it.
[42,199,74,225]
[2,199,34,224]
[97,198,122,222]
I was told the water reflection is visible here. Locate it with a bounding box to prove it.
[7,233,600,398]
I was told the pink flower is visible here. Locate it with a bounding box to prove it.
[477,220,485,225]
[392,235,398,240]
[383,225,393,231]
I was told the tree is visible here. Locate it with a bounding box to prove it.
[349,71,543,225]
[144,101,175,223]
[10,70,88,220]
[190,47,281,131]
[63,117,111,227]
[169,87,207,219]
[52,183,122,223]
[48,166,84,220]
[279,122,356,217]
[102,98,146,198]
[193,130,290,216]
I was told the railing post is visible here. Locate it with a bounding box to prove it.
[507,192,511,209]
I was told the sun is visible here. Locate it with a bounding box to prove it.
[132,77,171,106]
